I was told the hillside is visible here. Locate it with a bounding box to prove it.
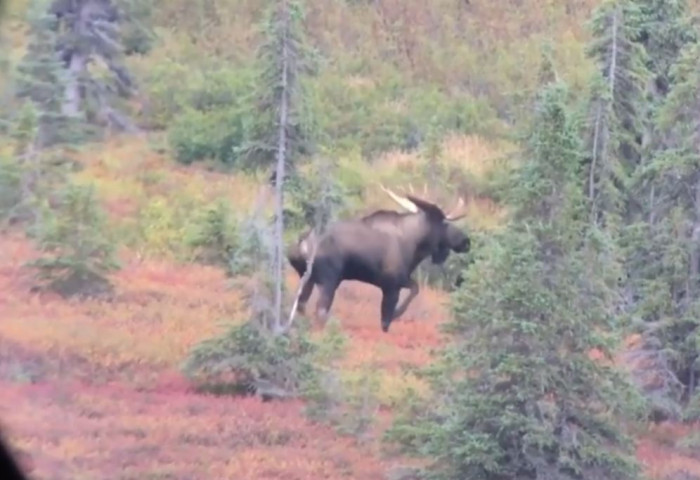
[0,230,447,479]
[3,1,700,479]
[0,139,698,479]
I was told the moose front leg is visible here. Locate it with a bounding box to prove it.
[391,278,419,320]
[380,287,401,332]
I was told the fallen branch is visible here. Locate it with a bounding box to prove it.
[283,229,319,333]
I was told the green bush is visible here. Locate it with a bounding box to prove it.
[163,67,256,165]
[223,213,274,277]
[156,59,500,167]
[136,59,192,128]
[26,182,119,298]
[185,67,256,113]
[0,153,22,225]
[311,69,499,159]
[140,61,255,131]
[284,157,350,235]
[120,0,155,55]
[181,319,321,400]
[168,106,246,165]
[414,247,473,292]
[184,199,239,271]
[132,195,195,260]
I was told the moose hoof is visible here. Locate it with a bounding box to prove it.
[314,308,329,328]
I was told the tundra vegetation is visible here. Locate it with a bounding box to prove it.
[1,0,700,479]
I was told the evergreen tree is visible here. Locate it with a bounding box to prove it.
[27,182,119,298]
[620,39,700,420]
[237,0,315,179]
[13,0,78,147]
[236,0,316,330]
[50,0,140,132]
[117,0,155,56]
[385,82,644,480]
[624,0,697,222]
[12,0,144,143]
[582,0,700,421]
[632,0,697,99]
[585,0,649,229]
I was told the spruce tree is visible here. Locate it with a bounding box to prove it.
[14,0,77,147]
[602,0,700,421]
[51,0,139,132]
[235,0,315,330]
[237,0,314,179]
[12,0,144,143]
[619,39,700,420]
[585,0,649,229]
[385,82,644,480]
[624,0,697,222]
[632,0,697,99]
[581,0,700,422]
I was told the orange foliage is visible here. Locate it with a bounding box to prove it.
[0,380,388,479]
[1,234,243,375]
[4,218,700,479]
[292,274,448,371]
[637,425,700,480]
[0,226,456,478]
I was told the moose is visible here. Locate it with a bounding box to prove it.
[286,184,471,332]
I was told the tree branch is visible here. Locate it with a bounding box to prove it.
[284,229,319,333]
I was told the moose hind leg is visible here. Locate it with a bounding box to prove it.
[297,279,315,315]
[315,280,339,326]
[392,278,419,320]
[380,288,401,333]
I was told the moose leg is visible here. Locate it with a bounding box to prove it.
[392,278,419,320]
[297,280,315,315]
[380,287,401,333]
[315,280,339,327]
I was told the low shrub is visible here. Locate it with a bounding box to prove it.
[181,318,320,400]
[0,153,23,226]
[26,182,119,298]
[185,198,239,270]
[168,106,246,165]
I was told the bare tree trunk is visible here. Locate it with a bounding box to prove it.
[609,7,618,97]
[689,177,700,304]
[61,1,93,118]
[589,102,602,224]
[649,184,656,224]
[686,180,699,398]
[273,0,291,334]
[589,7,618,225]
[62,53,86,117]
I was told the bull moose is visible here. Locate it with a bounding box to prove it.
[287,184,470,332]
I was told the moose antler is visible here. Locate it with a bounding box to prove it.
[380,183,418,213]
[408,183,429,198]
[444,197,468,222]
[381,183,468,221]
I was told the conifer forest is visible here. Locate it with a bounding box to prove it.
[3,0,700,479]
